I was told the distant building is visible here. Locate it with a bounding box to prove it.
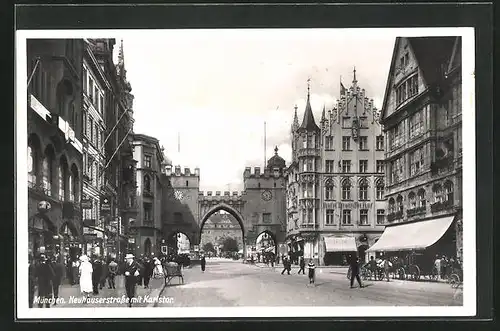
[130,134,164,256]
[200,212,244,253]
[286,73,385,266]
[373,37,463,260]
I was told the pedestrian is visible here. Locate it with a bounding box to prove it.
[200,255,206,272]
[78,255,93,301]
[107,258,118,289]
[124,254,140,308]
[136,256,145,287]
[307,259,316,284]
[35,254,55,308]
[71,257,80,285]
[298,256,306,274]
[349,255,364,289]
[382,257,392,282]
[369,256,378,281]
[434,255,442,280]
[50,255,65,306]
[143,256,154,289]
[281,256,289,275]
[28,254,36,308]
[153,257,163,278]
[91,255,102,295]
[99,258,108,290]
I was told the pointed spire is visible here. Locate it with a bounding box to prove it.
[353,66,358,87]
[274,146,279,155]
[299,79,320,132]
[117,39,126,78]
[321,105,326,121]
[293,104,299,127]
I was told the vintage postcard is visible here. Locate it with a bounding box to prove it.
[16,27,475,319]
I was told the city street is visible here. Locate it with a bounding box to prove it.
[156,259,463,307]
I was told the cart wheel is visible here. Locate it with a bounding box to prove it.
[450,274,460,288]
[397,268,406,280]
[410,265,420,281]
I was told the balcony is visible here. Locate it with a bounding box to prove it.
[298,148,320,158]
[387,210,403,222]
[430,199,454,213]
[407,206,427,217]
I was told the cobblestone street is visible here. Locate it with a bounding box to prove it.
[155,259,463,307]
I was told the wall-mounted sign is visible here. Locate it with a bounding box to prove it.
[128,238,135,244]
[81,199,92,209]
[324,202,374,209]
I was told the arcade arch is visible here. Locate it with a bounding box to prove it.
[199,204,245,258]
[251,230,277,263]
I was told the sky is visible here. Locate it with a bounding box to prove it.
[113,29,395,192]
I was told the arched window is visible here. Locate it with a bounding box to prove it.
[42,146,55,196]
[397,195,404,213]
[376,179,385,200]
[359,178,368,201]
[325,179,334,200]
[418,188,426,208]
[58,157,68,200]
[433,183,443,203]
[444,181,454,203]
[408,192,416,209]
[144,175,151,192]
[342,179,351,200]
[388,198,396,213]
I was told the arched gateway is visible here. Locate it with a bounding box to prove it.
[161,148,288,256]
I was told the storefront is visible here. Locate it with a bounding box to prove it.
[366,215,457,258]
[323,236,357,266]
[29,213,57,257]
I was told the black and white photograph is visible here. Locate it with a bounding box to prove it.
[16,25,476,319]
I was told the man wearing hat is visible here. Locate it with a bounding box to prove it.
[124,254,140,307]
[35,254,55,308]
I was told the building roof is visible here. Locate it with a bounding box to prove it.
[267,146,286,170]
[380,37,457,122]
[298,91,320,132]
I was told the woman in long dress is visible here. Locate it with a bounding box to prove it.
[79,255,93,300]
[153,257,163,278]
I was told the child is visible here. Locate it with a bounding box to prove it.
[307,259,316,285]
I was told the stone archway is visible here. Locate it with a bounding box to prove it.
[255,230,278,256]
[199,203,246,258]
[165,230,193,255]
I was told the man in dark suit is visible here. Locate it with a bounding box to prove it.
[349,254,364,289]
[91,255,102,295]
[35,254,55,308]
[124,254,140,307]
[51,255,65,305]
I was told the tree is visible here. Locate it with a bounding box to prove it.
[221,237,239,253]
[203,242,216,254]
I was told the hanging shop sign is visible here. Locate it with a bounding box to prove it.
[100,196,111,213]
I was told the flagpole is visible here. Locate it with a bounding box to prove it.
[264,121,267,168]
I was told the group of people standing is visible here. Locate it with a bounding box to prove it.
[28,253,65,308]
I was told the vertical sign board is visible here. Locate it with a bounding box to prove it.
[100,196,111,215]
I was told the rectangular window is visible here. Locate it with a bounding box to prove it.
[342,210,351,225]
[89,79,94,102]
[307,135,313,148]
[89,117,94,143]
[342,117,350,128]
[342,184,351,200]
[376,209,385,224]
[359,209,368,225]
[359,185,368,201]
[144,203,153,223]
[83,67,88,94]
[326,209,335,225]
[262,213,272,224]
[342,136,351,151]
[83,111,88,137]
[94,86,99,108]
[376,185,384,200]
[325,136,334,150]
[391,157,404,184]
[359,160,368,173]
[302,137,307,148]
[410,147,424,176]
[359,136,368,150]
[376,136,384,150]
[341,160,351,173]
[325,185,334,200]
[410,110,424,138]
[325,160,335,173]
[94,123,99,147]
[99,94,104,114]
[144,155,152,168]
[376,160,384,173]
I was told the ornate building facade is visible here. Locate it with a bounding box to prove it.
[372,37,462,260]
[27,39,85,261]
[130,134,165,256]
[286,74,385,266]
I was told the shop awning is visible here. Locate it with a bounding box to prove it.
[324,236,357,252]
[366,216,455,252]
